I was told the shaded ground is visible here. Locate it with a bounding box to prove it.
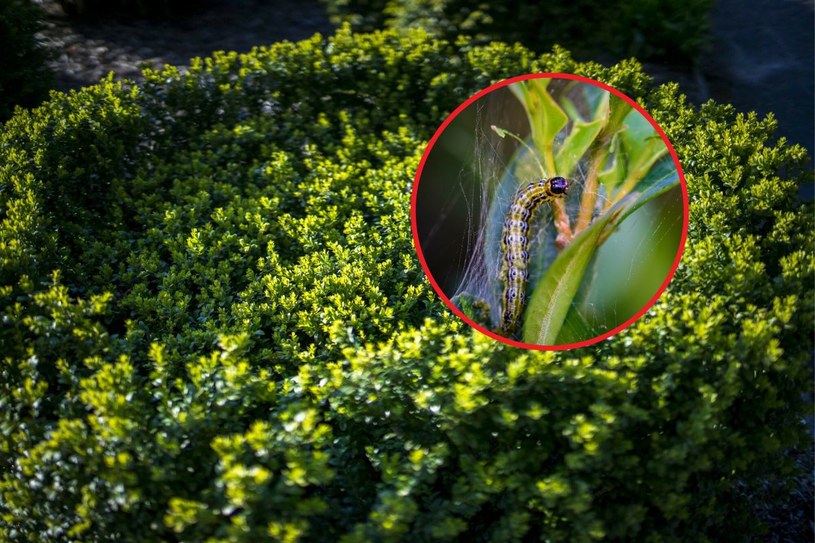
[33,0,334,90]
[702,0,814,171]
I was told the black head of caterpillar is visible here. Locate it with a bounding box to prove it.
[548,176,569,195]
[497,176,569,338]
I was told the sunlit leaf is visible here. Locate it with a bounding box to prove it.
[490,125,508,138]
[556,184,683,343]
[610,159,680,227]
[523,197,634,344]
[511,79,568,175]
[615,109,669,197]
[554,107,607,178]
[597,133,626,194]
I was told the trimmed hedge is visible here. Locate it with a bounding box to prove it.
[322,0,714,63]
[0,27,812,542]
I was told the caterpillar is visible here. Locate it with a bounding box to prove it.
[497,176,569,337]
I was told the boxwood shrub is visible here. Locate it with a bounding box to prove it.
[1,26,812,542]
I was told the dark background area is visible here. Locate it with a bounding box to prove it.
[30,0,814,166]
[703,0,813,162]
[31,0,334,90]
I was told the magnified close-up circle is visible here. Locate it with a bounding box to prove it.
[411,73,688,350]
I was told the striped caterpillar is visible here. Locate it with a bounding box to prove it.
[497,176,569,337]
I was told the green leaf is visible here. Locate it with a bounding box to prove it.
[555,182,683,344]
[602,95,633,141]
[490,125,508,138]
[555,93,609,177]
[522,196,635,345]
[598,133,625,194]
[615,109,669,198]
[452,291,492,328]
[558,95,582,123]
[510,79,568,175]
[594,95,635,194]
[610,158,680,227]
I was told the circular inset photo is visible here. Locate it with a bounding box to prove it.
[411,73,688,349]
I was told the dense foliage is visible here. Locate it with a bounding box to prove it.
[0,27,812,542]
[0,0,53,121]
[322,0,714,63]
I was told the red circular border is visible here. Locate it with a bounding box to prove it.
[410,72,689,350]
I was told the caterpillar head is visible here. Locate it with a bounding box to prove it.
[549,176,569,196]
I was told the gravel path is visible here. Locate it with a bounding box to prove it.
[33,0,335,90]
